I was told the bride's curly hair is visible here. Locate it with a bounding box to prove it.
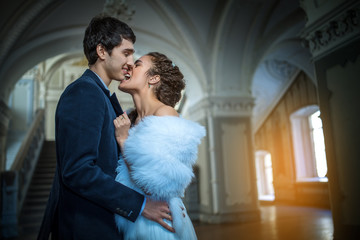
[146,52,185,107]
[128,52,185,124]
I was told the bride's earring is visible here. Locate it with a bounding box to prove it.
[148,83,151,88]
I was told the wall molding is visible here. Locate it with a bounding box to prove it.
[103,0,135,21]
[264,59,298,82]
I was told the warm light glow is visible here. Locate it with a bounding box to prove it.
[264,154,274,196]
[309,111,328,178]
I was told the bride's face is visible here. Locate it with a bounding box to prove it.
[118,55,152,93]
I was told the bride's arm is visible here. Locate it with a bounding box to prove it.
[114,112,131,151]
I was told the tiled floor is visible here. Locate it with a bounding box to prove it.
[194,205,333,240]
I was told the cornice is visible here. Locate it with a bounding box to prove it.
[301,3,360,59]
[188,96,255,119]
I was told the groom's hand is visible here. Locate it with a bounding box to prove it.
[142,198,175,233]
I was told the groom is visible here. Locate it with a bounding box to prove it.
[38,15,174,240]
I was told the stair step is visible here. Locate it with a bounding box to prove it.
[34,166,55,171]
[21,208,46,215]
[35,167,56,172]
[20,222,41,236]
[19,212,45,224]
[38,156,56,160]
[39,151,56,155]
[32,172,55,178]
[21,204,47,213]
[31,178,54,185]
[17,141,56,240]
[26,191,51,199]
[25,192,49,200]
[37,160,56,163]
[38,157,56,160]
[28,184,53,191]
[26,192,50,198]
[32,178,54,183]
[24,200,49,207]
[34,168,56,174]
[36,163,56,167]
[37,158,57,162]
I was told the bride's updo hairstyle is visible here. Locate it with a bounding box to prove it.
[146,52,185,107]
[128,52,185,124]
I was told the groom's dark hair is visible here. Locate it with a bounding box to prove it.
[83,14,136,66]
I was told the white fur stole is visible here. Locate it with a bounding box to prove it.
[123,115,206,200]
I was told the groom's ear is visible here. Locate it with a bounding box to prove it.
[96,44,107,60]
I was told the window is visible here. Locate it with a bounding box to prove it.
[309,111,327,178]
[255,151,275,201]
[290,105,328,181]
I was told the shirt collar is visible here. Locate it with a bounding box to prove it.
[91,70,110,93]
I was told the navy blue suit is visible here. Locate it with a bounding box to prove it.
[38,70,144,240]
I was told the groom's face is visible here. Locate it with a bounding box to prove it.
[104,39,135,81]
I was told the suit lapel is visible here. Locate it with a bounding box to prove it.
[110,93,123,116]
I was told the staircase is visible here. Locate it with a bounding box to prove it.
[18,141,56,239]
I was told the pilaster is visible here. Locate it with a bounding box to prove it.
[187,96,260,223]
[301,0,360,239]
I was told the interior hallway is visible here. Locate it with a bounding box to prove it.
[195,204,333,240]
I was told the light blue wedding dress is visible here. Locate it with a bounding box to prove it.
[114,115,205,240]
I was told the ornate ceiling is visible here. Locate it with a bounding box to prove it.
[0,0,315,129]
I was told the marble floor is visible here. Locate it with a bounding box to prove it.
[194,204,333,240]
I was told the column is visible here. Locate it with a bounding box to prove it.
[0,100,18,238]
[187,96,260,223]
[301,0,360,239]
[0,100,11,172]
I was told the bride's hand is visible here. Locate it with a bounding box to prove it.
[113,112,131,150]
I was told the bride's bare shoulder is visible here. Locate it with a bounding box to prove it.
[154,105,179,117]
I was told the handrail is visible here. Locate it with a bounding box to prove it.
[10,108,45,212]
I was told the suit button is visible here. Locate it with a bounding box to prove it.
[115,208,122,214]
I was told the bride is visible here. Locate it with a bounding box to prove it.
[113,52,205,240]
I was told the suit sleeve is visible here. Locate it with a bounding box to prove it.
[56,81,144,222]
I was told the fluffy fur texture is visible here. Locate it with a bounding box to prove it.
[123,115,205,200]
[114,115,205,239]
